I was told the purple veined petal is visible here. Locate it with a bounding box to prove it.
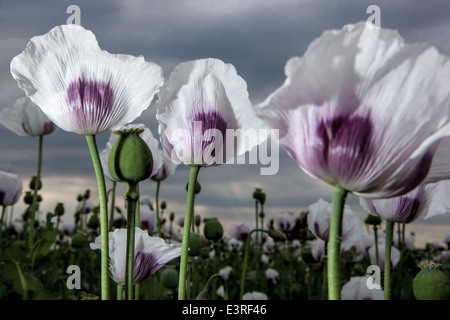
[0,171,23,206]
[10,24,163,135]
[0,96,57,137]
[156,58,267,166]
[255,21,450,199]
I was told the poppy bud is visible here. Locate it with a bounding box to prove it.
[24,191,33,205]
[188,233,202,256]
[203,218,223,241]
[195,215,201,227]
[160,201,167,210]
[160,267,179,289]
[413,263,450,300]
[29,176,42,190]
[108,128,153,185]
[269,229,287,242]
[365,214,382,226]
[252,188,263,201]
[77,194,83,202]
[72,231,88,249]
[84,189,90,200]
[54,202,65,216]
[186,180,201,195]
[87,214,100,230]
[170,212,175,222]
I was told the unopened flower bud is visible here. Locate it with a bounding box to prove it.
[84,189,90,200]
[195,215,201,227]
[252,188,263,201]
[160,267,179,289]
[188,233,202,256]
[72,231,88,249]
[160,201,167,210]
[186,180,201,195]
[269,229,287,242]
[29,176,42,190]
[170,212,175,222]
[77,194,83,202]
[203,218,223,241]
[24,191,33,205]
[54,203,65,216]
[108,128,153,184]
[413,263,450,300]
[365,214,382,226]
[87,214,100,230]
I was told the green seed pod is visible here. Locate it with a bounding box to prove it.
[71,231,88,249]
[252,188,263,201]
[87,214,100,230]
[413,264,450,300]
[188,233,202,256]
[203,218,223,241]
[108,128,153,184]
[195,215,201,227]
[24,191,33,205]
[269,229,288,242]
[200,247,210,259]
[365,214,382,226]
[54,202,65,216]
[160,267,179,289]
[29,176,42,190]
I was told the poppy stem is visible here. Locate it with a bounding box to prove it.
[85,134,109,300]
[155,180,162,237]
[28,135,43,252]
[239,228,270,300]
[384,219,393,300]
[178,165,200,300]
[125,182,139,300]
[327,186,348,300]
[109,180,117,231]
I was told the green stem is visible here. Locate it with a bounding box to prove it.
[239,228,270,300]
[374,225,380,267]
[0,206,6,236]
[178,165,200,300]
[109,181,117,231]
[203,273,229,300]
[327,186,348,300]
[321,240,328,300]
[125,182,139,300]
[28,135,43,252]
[117,284,123,300]
[155,181,162,238]
[85,134,109,300]
[384,219,393,300]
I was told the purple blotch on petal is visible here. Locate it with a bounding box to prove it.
[316,112,373,185]
[191,111,228,161]
[67,78,114,130]
[395,197,422,224]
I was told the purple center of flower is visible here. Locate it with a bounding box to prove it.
[67,78,114,129]
[316,112,373,185]
[191,111,228,160]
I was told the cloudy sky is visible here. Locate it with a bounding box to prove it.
[1,0,450,247]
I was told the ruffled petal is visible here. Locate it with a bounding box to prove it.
[10,25,163,135]
[255,22,450,198]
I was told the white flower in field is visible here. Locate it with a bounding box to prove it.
[368,239,401,272]
[0,96,57,137]
[242,291,268,300]
[310,239,326,262]
[140,204,156,234]
[11,25,163,135]
[90,227,181,285]
[156,58,266,166]
[292,239,302,250]
[274,213,295,233]
[216,285,224,298]
[219,266,233,280]
[261,254,269,265]
[227,238,243,251]
[265,268,279,284]
[229,221,252,241]
[0,171,22,207]
[393,232,415,249]
[341,276,384,300]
